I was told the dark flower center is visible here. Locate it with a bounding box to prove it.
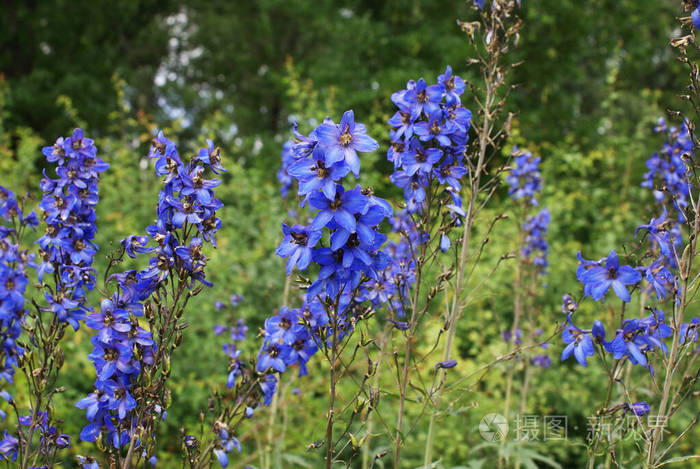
[104,348,118,361]
[401,112,411,125]
[293,339,305,351]
[191,244,202,260]
[166,157,179,174]
[339,127,353,146]
[430,121,441,135]
[446,75,455,91]
[5,279,15,291]
[280,317,291,330]
[153,138,167,155]
[203,215,218,231]
[210,147,221,164]
[330,195,342,210]
[74,239,86,251]
[157,254,170,271]
[417,90,427,103]
[607,267,618,279]
[291,231,308,245]
[315,161,329,179]
[347,233,360,248]
[183,197,194,214]
[53,143,66,157]
[415,149,427,163]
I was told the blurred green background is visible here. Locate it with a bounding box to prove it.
[1,0,697,467]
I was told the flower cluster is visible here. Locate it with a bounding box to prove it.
[257,300,327,377]
[387,66,472,214]
[506,147,542,206]
[522,208,550,274]
[0,188,36,384]
[278,140,295,199]
[0,410,70,462]
[277,110,391,297]
[212,422,242,468]
[262,110,391,384]
[643,119,692,222]
[561,308,673,373]
[213,295,249,389]
[77,132,224,449]
[357,210,418,317]
[37,128,109,330]
[638,119,691,276]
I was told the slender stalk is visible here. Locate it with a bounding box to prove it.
[499,205,527,469]
[325,324,339,469]
[362,326,390,469]
[645,258,691,466]
[263,274,292,469]
[587,358,619,469]
[424,17,502,462]
[393,246,425,469]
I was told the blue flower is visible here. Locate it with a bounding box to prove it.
[213,426,241,468]
[680,318,699,344]
[309,185,368,232]
[197,139,227,174]
[287,155,350,201]
[276,224,322,274]
[437,65,466,105]
[435,360,457,370]
[401,141,443,176]
[624,401,650,416]
[403,78,443,120]
[579,250,641,302]
[413,110,453,146]
[606,319,648,366]
[531,355,551,367]
[315,110,379,177]
[506,147,541,205]
[561,320,595,367]
[644,258,675,300]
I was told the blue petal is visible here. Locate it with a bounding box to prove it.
[334,209,356,232]
[610,280,631,302]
